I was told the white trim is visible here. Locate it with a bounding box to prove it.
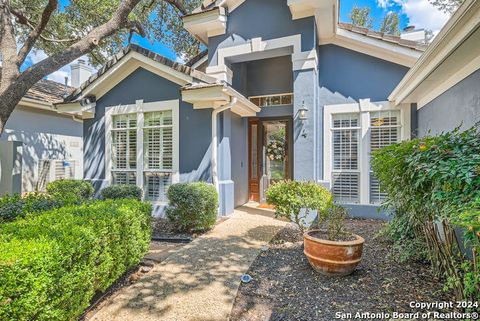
[332,29,421,67]
[417,54,480,109]
[210,34,317,78]
[182,84,260,117]
[323,100,410,206]
[183,7,227,44]
[105,99,180,205]
[389,0,480,105]
[77,52,193,102]
[191,55,208,70]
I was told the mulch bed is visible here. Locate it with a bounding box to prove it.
[231,219,455,321]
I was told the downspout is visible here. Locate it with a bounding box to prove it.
[211,96,237,192]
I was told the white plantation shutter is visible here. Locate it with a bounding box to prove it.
[111,114,137,184]
[331,113,360,203]
[143,111,173,201]
[369,111,401,204]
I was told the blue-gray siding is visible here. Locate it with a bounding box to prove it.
[83,67,212,190]
[418,69,480,136]
[318,44,409,101]
[208,0,316,66]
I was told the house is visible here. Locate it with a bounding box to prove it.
[0,68,88,195]
[55,0,478,218]
[389,0,480,136]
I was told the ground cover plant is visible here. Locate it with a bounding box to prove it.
[0,199,152,321]
[166,182,218,233]
[371,123,480,302]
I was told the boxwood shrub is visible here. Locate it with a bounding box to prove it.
[0,192,59,223]
[46,179,94,205]
[166,182,218,233]
[101,184,143,201]
[0,199,152,321]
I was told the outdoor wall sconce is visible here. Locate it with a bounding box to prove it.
[298,101,309,121]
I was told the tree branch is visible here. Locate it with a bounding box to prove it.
[10,8,78,43]
[164,0,188,15]
[15,0,58,66]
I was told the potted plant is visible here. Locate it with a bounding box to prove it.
[266,180,365,276]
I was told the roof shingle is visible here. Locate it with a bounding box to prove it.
[338,22,428,52]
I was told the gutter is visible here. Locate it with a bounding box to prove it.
[211,96,237,192]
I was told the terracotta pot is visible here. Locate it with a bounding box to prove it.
[303,230,365,276]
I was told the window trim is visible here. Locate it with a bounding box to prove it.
[324,100,411,205]
[105,99,180,205]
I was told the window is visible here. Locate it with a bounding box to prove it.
[250,93,293,107]
[331,114,360,203]
[143,111,173,202]
[369,111,401,204]
[324,101,408,205]
[111,114,137,184]
[37,160,76,191]
[106,100,179,204]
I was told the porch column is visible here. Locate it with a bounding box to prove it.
[217,111,235,216]
[293,68,318,181]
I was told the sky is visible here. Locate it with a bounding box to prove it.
[24,0,451,85]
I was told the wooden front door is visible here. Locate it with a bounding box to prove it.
[248,120,261,201]
[248,118,292,202]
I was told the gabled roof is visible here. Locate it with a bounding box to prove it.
[338,23,427,52]
[26,79,74,104]
[65,44,216,102]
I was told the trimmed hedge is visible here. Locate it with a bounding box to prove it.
[166,182,218,233]
[101,184,143,201]
[0,199,152,321]
[46,179,94,205]
[0,192,59,223]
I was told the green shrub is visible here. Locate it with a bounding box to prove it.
[371,124,480,301]
[101,184,143,201]
[0,192,59,223]
[266,180,333,233]
[46,179,94,205]
[166,182,218,233]
[0,199,152,321]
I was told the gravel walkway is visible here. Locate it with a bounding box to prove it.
[231,219,454,321]
[88,205,286,321]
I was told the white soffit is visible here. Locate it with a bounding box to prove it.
[183,7,227,44]
[389,0,480,107]
[182,84,260,117]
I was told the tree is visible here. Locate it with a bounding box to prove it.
[380,12,400,35]
[349,5,373,29]
[0,0,202,135]
[429,0,464,14]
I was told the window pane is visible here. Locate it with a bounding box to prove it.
[333,113,359,128]
[249,94,293,107]
[145,111,172,127]
[333,129,359,170]
[144,127,173,170]
[113,171,136,185]
[144,172,172,202]
[332,172,359,203]
[369,110,401,204]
